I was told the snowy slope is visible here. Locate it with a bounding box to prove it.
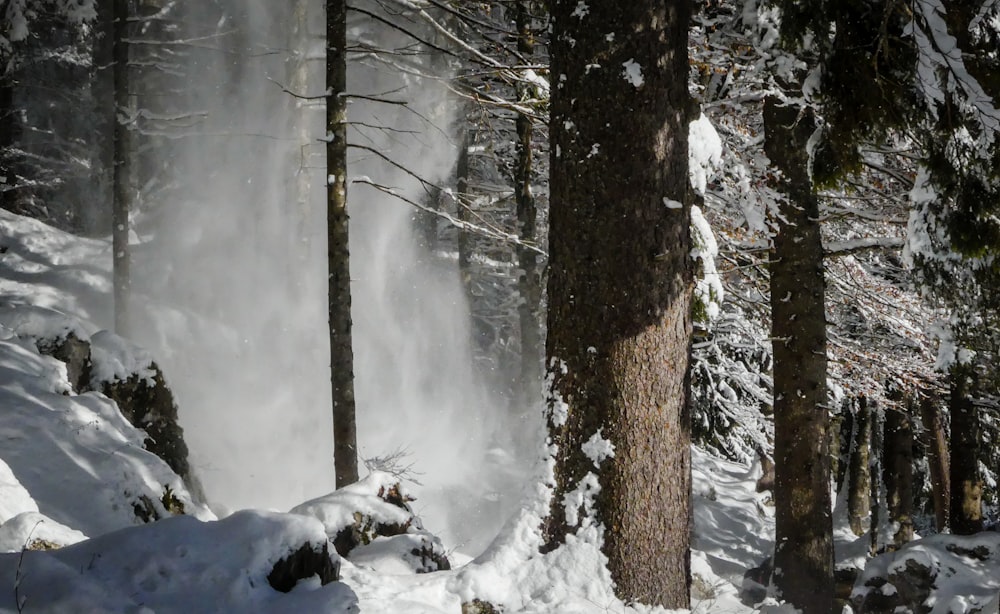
[6,207,991,613]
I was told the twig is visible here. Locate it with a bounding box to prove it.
[15,520,43,613]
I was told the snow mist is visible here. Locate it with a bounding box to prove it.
[129,0,536,554]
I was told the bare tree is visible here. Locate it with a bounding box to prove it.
[327,0,358,488]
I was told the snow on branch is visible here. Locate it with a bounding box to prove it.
[907,0,1000,148]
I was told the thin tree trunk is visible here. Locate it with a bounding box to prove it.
[514,0,542,403]
[288,0,319,287]
[949,362,982,534]
[89,0,115,236]
[543,0,692,606]
[764,95,834,614]
[883,404,914,547]
[919,389,950,532]
[327,0,358,488]
[112,0,131,335]
[0,64,15,213]
[869,404,883,556]
[455,120,473,295]
[847,397,871,537]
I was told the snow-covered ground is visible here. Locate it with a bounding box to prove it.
[0,208,993,612]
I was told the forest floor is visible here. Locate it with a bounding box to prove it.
[0,208,994,612]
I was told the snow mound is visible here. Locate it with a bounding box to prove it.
[853,532,1000,613]
[291,471,451,575]
[0,510,357,613]
[0,324,212,537]
[0,511,87,552]
[290,472,414,538]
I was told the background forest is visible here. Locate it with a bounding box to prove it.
[1,0,1000,612]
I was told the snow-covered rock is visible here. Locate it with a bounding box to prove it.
[853,532,1000,614]
[290,472,451,574]
[0,510,357,613]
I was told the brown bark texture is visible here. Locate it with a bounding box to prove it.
[327,0,358,488]
[543,0,692,607]
[869,405,882,556]
[847,397,871,538]
[918,391,950,532]
[764,96,834,614]
[949,363,982,534]
[883,405,914,547]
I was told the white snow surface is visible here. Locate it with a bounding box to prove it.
[855,533,1000,613]
[0,511,356,613]
[622,59,645,87]
[688,113,723,196]
[691,205,723,322]
[0,204,996,610]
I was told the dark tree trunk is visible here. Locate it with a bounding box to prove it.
[764,96,834,613]
[455,121,473,296]
[112,0,131,335]
[949,362,982,534]
[327,0,358,488]
[870,404,883,555]
[90,0,116,236]
[919,390,950,532]
[514,0,542,404]
[543,0,692,607]
[847,397,871,537]
[883,405,914,547]
[0,64,14,213]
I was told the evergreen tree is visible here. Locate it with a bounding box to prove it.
[543,0,692,606]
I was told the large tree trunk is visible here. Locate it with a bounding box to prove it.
[543,0,692,607]
[883,404,914,547]
[764,96,834,613]
[847,397,871,537]
[327,0,358,488]
[919,390,950,532]
[112,0,131,335]
[949,362,982,534]
[514,0,542,405]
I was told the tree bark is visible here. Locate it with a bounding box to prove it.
[455,120,473,296]
[112,0,131,336]
[870,404,882,556]
[919,390,950,532]
[883,405,914,547]
[327,0,358,488]
[847,397,871,537]
[949,362,982,534]
[543,0,692,607]
[0,62,15,213]
[514,0,542,404]
[764,95,834,613]
[89,0,115,236]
